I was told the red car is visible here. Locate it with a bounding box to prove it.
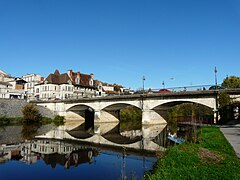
[158,89,171,93]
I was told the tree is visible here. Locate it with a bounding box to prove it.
[22,104,41,122]
[218,92,231,108]
[114,85,121,92]
[222,76,240,89]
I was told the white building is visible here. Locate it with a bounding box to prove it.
[101,83,124,95]
[0,81,12,99]
[22,74,43,99]
[34,69,101,100]
[0,70,26,99]
[0,70,14,82]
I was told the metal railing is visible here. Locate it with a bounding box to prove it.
[150,84,222,93]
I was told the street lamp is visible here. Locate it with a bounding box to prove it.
[214,66,218,90]
[214,66,219,124]
[142,76,145,94]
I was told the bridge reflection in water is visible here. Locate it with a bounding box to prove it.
[1,121,167,179]
[36,120,168,153]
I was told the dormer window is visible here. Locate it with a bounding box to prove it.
[75,76,80,84]
[89,79,93,86]
[68,80,72,85]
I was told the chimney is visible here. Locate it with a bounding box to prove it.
[90,73,94,79]
[68,69,73,78]
[76,72,80,84]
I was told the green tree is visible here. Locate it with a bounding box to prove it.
[22,104,41,122]
[222,76,240,89]
[218,92,231,108]
[114,85,121,92]
[218,92,232,124]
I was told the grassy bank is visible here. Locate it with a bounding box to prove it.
[146,126,240,179]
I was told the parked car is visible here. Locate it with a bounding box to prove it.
[158,89,171,93]
[209,85,223,90]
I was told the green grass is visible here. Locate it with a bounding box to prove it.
[146,126,240,180]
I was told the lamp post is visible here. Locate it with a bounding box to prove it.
[214,66,219,124]
[142,76,145,94]
[214,66,218,90]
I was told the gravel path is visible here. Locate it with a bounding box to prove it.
[220,120,240,158]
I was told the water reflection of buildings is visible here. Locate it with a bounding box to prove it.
[0,144,22,163]
[0,140,99,168]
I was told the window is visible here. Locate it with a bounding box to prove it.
[89,79,93,86]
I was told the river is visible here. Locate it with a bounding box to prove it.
[0,120,193,179]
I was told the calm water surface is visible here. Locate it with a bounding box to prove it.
[0,121,190,179]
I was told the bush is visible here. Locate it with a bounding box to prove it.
[41,117,53,124]
[53,115,65,126]
[0,116,10,125]
[22,104,42,122]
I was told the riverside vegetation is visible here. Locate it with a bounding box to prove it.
[0,104,64,126]
[146,126,240,179]
[146,91,240,179]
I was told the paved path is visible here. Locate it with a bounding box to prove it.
[220,120,240,158]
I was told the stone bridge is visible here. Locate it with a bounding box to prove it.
[34,89,240,125]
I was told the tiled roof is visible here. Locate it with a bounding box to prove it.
[44,70,95,88]
[80,73,91,87]
[45,73,70,85]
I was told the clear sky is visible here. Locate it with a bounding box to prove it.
[0,0,240,90]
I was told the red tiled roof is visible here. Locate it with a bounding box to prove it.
[44,70,95,88]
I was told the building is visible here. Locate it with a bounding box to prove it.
[34,69,101,100]
[101,83,124,95]
[0,70,26,99]
[22,74,44,99]
[0,81,13,99]
[0,70,14,82]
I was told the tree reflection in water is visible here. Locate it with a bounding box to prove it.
[21,123,40,140]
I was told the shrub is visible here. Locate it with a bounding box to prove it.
[53,115,65,126]
[22,104,42,122]
[0,116,10,125]
[41,117,53,124]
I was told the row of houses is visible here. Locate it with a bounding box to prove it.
[0,69,129,101]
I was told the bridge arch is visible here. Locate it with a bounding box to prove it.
[102,103,141,112]
[100,101,142,110]
[65,104,96,129]
[150,100,214,123]
[144,98,216,110]
[151,100,215,110]
[66,103,96,112]
[102,103,142,122]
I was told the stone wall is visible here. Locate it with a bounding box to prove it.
[0,99,55,119]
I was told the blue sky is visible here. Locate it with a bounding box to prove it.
[0,0,240,90]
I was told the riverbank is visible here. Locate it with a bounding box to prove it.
[146,126,240,179]
[0,99,64,125]
[0,99,54,119]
